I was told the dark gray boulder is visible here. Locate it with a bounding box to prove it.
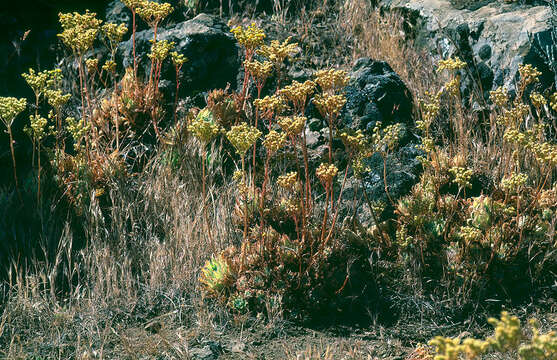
[343,58,414,134]
[117,13,240,98]
[305,58,423,226]
[105,0,133,29]
[344,59,422,224]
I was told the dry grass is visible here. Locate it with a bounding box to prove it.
[0,137,241,358]
[338,0,442,98]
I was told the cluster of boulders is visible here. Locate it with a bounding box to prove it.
[381,0,556,103]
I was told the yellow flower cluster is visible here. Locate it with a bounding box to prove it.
[503,123,557,166]
[519,64,542,86]
[496,104,529,127]
[170,51,188,67]
[278,116,306,136]
[280,197,300,215]
[458,225,483,245]
[418,137,436,155]
[531,141,557,167]
[313,69,349,93]
[226,122,261,155]
[230,23,266,52]
[232,170,244,182]
[488,312,522,352]
[489,86,509,107]
[102,60,117,73]
[529,92,546,108]
[45,89,71,110]
[102,22,128,44]
[66,116,90,146]
[501,172,528,193]
[277,171,298,190]
[280,80,316,111]
[418,90,441,127]
[449,166,473,189]
[314,93,346,120]
[316,163,338,184]
[339,129,374,177]
[243,59,273,82]
[254,94,287,116]
[257,36,298,66]
[136,1,173,27]
[430,312,557,360]
[352,156,371,178]
[122,0,144,10]
[58,10,102,55]
[148,40,175,62]
[28,114,48,141]
[22,68,63,96]
[444,75,460,97]
[372,122,402,153]
[518,319,557,359]
[339,129,368,152]
[550,92,557,112]
[188,109,221,143]
[86,58,99,73]
[0,97,27,128]
[437,57,466,72]
[429,336,489,360]
[344,128,372,172]
[262,130,287,154]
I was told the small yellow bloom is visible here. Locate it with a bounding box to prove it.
[316,163,338,184]
[230,22,266,52]
[277,116,306,137]
[262,130,287,154]
[0,97,27,128]
[529,92,546,108]
[437,57,466,72]
[188,109,221,143]
[226,122,261,155]
[313,69,349,92]
[519,64,542,86]
[277,172,298,191]
[490,86,509,107]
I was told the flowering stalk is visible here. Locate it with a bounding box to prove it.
[170,52,187,124]
[230,23,266,108]
[0,97,27,200]
[189,109,222,249]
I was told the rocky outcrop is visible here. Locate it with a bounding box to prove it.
[307,58,423,225]
[344,59,422,224]
[382,0,556,99]
[117,13,240,98]
[343,58,414,133]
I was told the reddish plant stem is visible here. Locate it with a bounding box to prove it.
[132,10,137,76]
[319,183,330,243]
[251,84,263,200]
[76,57,91,163]
[301,128,312,212]
[173,64,182,124]
[7,128,22,202]
[148,23,159,91]
[323,164,350,248]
